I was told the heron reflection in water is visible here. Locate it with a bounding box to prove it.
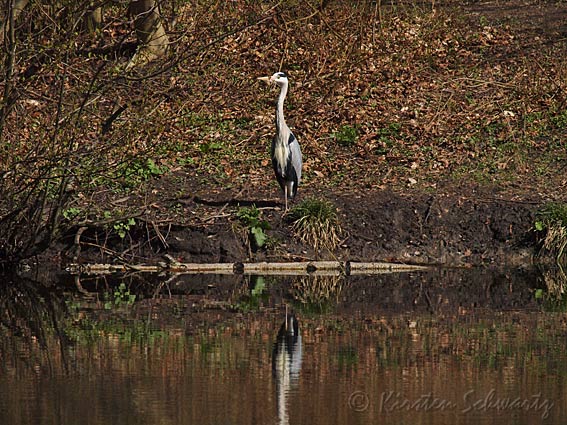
[272,314,303,425]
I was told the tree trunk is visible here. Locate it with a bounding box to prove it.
[127,0,169,69]
[0,0,20,141]
[0,0,27,44]
[85,5,102,33]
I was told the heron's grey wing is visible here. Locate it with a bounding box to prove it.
[288,133,302,185]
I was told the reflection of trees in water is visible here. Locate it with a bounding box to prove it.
[72,272,157,298]
[0,274,70,372]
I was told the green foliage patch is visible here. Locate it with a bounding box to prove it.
[333,125,359,147]
[236,205,270,249]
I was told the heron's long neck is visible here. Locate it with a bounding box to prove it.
[275,83,288,141]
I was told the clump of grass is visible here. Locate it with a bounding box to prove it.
[535,203,567,263]
[289,198,341,251]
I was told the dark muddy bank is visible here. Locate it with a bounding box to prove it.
[49,186,543,270]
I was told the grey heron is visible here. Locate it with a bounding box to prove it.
[258,72,303,211]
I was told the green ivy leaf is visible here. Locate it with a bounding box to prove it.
[251,226,266,248]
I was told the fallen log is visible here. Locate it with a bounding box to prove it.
[67,261,430,276]
[348,262,430,274]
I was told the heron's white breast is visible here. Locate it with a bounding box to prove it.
[274,142,289,176]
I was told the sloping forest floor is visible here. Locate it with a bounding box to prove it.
[2,0,567,269]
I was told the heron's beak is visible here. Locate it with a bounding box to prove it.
[257,76,271,83]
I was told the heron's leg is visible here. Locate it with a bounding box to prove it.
[284,185,288,211]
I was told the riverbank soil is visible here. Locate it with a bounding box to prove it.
[60,177,540,268]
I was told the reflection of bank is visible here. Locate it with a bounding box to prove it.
[272,314,303,425]
[291,275,347,313]
[539,263,567,311]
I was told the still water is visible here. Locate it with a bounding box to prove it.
[0,267,566,424]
